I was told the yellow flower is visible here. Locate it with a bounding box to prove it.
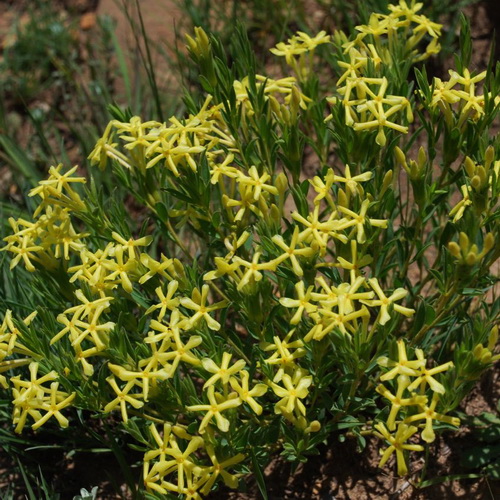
[186,386,241,433]
[180,285,228,331]
[232,252,277,291]
[29,164,86,216]
[337,200,388,244]
[376,376,427,430]
[69,311,115,351]
[229,370,267,415]
[111,232,153,260]
[201,352,246,389]
[388,1,423,20]
[272,226,315,278]
[223,184,267,223]
[374,422,424,476]
[108,360,170,401]
[377,339,425,380]
[209,153,239,184]
[103,376,144,423]
[271,368,312,416]
[449,185,472,222]
[262,330,306,382]
[309,169,336,207]
[353,90,412,145]
[292,206,345,253]
[406,350,454,394]
[237,166,279,201]
[145,281,180,321]
[312,275,374,314]
[270,31,330,79]
[223,231,250,259]
[306,302,369,340]
[3,228,44,272]
[361,278,414,325]
[139,253,176,284]
[103,245,140,293]
[146,137,205,175]
[11,362,75,433]
[156,330,202,376]
[279,281,317,325]
[336,48,368,87]
[196,445,245,494]
[403,393,460,443]
[330,165,373,198]
[0,310,37,361]
[203,257,240,282]
[145,430,204,492]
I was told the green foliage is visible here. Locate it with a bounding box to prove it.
[460,408,500,480]
[0,1,498,498]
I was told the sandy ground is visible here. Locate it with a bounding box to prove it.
[97,0,182,73]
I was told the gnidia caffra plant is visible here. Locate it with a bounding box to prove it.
[1,1,498,496]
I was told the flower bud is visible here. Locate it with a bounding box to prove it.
[471,175,481,190]
[275,172,288,196]
[280,105,291,126]
[465,251,477,266]
[269,96,282,120]
[464,156,476,178]
[333,30,348,45]
[481,350,492,364]
[448,241,461,257]
[337,188,348,208]
[459,232,469,252]
[289,85,302,123]
[269,204,281,225]
[173,258,186,281]
[485,145,494,171]
[473,344,484,359]
[307,420,321,433]
[488,325,498,352]
[483,233,495,254]
[380,170,393,197]
[417,146,427,170]
[394,146,409,173]
[185,27,211,59]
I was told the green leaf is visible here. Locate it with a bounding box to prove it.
[0,134,42,186]
[417,473,483,489]
[484,458,500,479]
[461,444,500,468]
[251,448,268,500]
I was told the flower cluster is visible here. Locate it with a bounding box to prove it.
[326,56,414,146]
[233,75,311,118]
[2,164,87,271]
[472,326,500,365]
[346,0,442,64]
[449,148,500,221]
[88,96,235,175]
[428,68,500,130]
[143,422,244,498]
[270,31,331,80]
[323,0,444,145]
[0,310,37,389]
[51,291,115,376]
[375,340,459,475]
[11,362,75,433]
[68,232,153,296]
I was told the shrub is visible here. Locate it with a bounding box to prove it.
[1,1,499,497]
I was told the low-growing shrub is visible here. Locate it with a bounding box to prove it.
[1,1,499,497]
